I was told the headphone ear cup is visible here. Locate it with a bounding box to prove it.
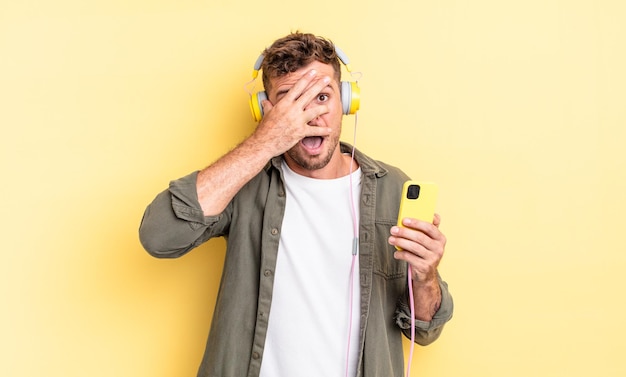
[340,81,361,115]
[250,91,268,122]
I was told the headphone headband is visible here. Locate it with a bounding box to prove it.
[252,54,265,79]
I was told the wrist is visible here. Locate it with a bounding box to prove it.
[242,132,280,162]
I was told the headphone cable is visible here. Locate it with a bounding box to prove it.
[345,111,359,377]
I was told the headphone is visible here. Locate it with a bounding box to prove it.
[248,46,360,122]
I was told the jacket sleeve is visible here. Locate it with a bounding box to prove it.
[138,171,230,258]
[394,274,454,345]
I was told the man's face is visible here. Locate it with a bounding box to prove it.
[267,61,344,176]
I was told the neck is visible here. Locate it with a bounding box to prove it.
[284,152,359,180]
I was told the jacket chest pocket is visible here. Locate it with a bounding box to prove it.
[373,220,407,280]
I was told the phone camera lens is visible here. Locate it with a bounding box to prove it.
[407,185,420,199]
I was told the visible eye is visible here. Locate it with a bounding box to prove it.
[317,93,329,102]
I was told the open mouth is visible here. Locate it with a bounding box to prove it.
[301,136,324,152]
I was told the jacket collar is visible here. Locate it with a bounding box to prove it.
[266,142,388,178]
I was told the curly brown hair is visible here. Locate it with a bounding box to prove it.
[260,32,342,93]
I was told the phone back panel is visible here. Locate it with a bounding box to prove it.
[396,181,438,227]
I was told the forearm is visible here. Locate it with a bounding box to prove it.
[411,276,442,322]
[197,133,276,216]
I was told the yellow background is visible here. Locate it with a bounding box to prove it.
[2,0,625,376]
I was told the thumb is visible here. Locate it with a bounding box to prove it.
[261,99,273,114]
[433,213,441,228]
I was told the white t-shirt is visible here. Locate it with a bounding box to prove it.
[259,160,362,377]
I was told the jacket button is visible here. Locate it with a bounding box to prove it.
[252,352,260,359]
[271,228,279,235]
[264,269,272,277]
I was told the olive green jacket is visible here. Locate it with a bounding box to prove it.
[139,143,453,377]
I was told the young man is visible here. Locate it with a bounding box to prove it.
[139,32,453,377]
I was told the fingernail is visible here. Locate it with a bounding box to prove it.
[309,69,317,76]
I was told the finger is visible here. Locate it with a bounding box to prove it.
[391,223,446,260]
[389,235,427,257]
[401,217,444,241]
[305,125,332,138]
[391,237,442,274]
[294,75,331,110]
[280,69,322,104]
[389,228,436,255]
[392,245,440,281]
[394,249,429,269]
[398,249,438,270]
[303,104,330,124]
